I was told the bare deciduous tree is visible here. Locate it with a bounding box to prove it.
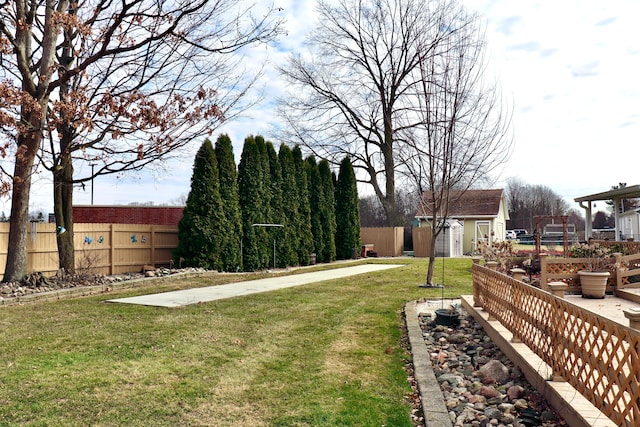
[0,0,283,280]
[278,0,456,226]
[401,5,513,285]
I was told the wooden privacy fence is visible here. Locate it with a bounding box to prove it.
[412,227,432,258]
[351,227,433,257]
[0,223,178,279]
[360,227,404,257]
[473,262,640,426]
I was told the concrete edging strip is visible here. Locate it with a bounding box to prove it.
[405,300,453,427]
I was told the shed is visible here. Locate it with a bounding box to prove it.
[433,220,463,257]
[414,189,509,255]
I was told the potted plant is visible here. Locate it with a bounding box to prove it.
[569,243,613,299]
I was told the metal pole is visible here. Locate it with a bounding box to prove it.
[90,163,96,205]
[442,229,445,309]
[441,222,450,309]
[251,224,283,270]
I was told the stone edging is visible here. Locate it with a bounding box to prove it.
[0,271,220,307]
[405,300,453,427]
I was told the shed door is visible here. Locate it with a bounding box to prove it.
[475,221,491,249]
[451,225,463,257]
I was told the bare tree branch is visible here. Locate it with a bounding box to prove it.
[0,0,284,279]
[277,0,460,226]
[402,6,513,284]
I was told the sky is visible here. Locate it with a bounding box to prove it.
[14,0,640,215]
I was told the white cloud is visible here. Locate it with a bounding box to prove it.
[476,0,640,204]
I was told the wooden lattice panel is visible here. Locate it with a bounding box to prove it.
[473,264,640,426]
[597,239,640,255]
[618,253,640,288]
[542,256,617,292]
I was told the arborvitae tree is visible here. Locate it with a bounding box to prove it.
[175,139,226,270]
[278,144,301,267]
[214,134,242,272]
[238,136,269,271]
[305,156,325,260]
[292,145,313,265]
[318,159,336,263]
[335,156,360,259]
[254,136,272,268]
[266,141,287,268]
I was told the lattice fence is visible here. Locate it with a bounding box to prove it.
[473,263,640,426]
[615,252,640,289]
[539,254,616,292]
[596,239,640,255]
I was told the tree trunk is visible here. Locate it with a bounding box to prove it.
[425,227,440,285]
[425,254,436,286]
[382,121,401,227]
[54,149,75,274]
[53,16,76,275]
[4,133,40,282]
[381,194,403,227]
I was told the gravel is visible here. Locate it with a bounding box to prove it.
[418,305,568,427]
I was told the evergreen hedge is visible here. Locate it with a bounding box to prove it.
[335,156,361,259]
[178,136,356,270]
[175,139,226,270]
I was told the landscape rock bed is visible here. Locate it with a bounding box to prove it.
[419,308,568,427]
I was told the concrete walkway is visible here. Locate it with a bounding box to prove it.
[107,264,403,307]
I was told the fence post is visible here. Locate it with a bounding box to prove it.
[151,225,156,267]
[623,308,640,330]
[614,252,623,289]
[539,254,548,291]
[548,287,568,383]
[486,261,498,270]
[510,268,526,282]
[109,224,115,275]
[548,282,568,298]
[472,263,481,307]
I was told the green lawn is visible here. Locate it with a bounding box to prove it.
[0,258,473,426]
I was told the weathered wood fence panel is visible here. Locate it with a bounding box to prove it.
[0,223,178,279]
[412,227,432,258]
[359,227,404,257]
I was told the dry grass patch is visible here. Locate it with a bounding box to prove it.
[323,313,381,386]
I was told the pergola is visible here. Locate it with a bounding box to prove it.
[574,184,640,241]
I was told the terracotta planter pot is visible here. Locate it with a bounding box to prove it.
[578,270,610,299]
